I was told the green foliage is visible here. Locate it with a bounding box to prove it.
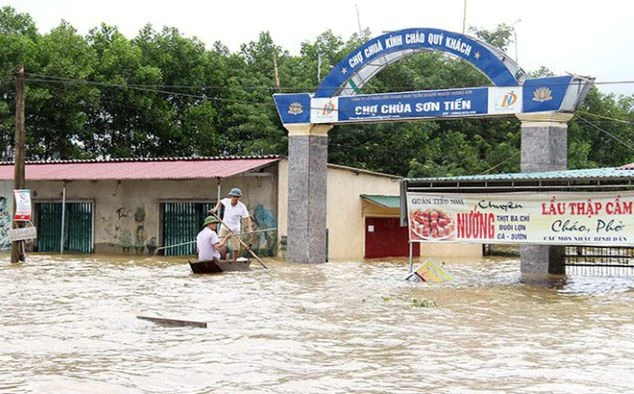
[469,23,514,51]
[0,8,632,181]
[568,87,634,168]
[528,66,555,78]
[412,298,436,308]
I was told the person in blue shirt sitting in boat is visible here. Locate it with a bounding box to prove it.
[196,215,231,261]
[208,187,254,259]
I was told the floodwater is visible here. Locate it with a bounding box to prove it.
[1,253,633,394]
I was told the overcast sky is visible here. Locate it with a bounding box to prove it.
[5,0,634,96]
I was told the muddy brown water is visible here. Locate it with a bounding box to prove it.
[1,253,633,393]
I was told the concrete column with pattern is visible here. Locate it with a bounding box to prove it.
[517,112,573,281]
[285,124,332,263]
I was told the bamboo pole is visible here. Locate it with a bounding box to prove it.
[211,213,268,270]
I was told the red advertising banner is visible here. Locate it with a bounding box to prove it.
[13,189,32,221]
[407,191,634,246]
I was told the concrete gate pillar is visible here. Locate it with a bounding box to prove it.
[285,123,333,263]
[516,112,573,281]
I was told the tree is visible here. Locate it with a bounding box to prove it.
[218,32,286,156]
[0,6,40,160]
[327,25,520,177]
[27,21,99,159]
[569,87,634,168]
[0,9,629,178]
[469,23,514,52]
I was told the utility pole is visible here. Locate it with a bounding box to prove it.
[462,0,467,34]
[355,3,362,36]
[272,52,281,92]
[11,65,26,263]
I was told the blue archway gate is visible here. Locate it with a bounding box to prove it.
[315,27,523,98]
[273,27,593,267]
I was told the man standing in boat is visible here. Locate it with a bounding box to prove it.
[196,215,231,261]
[208,187,254,259]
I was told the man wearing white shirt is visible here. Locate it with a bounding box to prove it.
[209,187,254,258]
[196,215,231,261]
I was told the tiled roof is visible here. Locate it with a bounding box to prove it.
[0,156,281,181]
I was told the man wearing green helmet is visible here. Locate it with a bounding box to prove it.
[208,187,254,258]
[196,215,231,261]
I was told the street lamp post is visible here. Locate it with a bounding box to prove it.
[511,19,522,63]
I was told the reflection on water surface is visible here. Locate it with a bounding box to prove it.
[1,253,633,393]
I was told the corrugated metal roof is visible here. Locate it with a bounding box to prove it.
[361,194,400,209]
[0,156,281,181]
[329,163,402,179]
[405,164,634,183]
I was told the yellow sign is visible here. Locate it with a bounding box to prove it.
[411,260,453,283]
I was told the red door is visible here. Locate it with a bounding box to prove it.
[364,217,419,258]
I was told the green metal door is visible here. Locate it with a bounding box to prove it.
[36,202,93,253]
[161,202,214,256]
[36,202,62,252]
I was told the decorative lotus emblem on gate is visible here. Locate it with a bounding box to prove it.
[532,87,553,102]
[288,102,304,115]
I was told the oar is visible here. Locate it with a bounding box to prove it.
[211,213,268,270]
[153,227,277,255]
[153,240,196,255]
[228,227,277,238]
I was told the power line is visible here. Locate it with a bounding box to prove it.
[19,78,634,128]
[479,150,520,174]
[24,76,277,107]
[16,73,634,122]
[577,110,634,125]
[574,115,634,152]
[23,71,634,94]
[24,72,304,94]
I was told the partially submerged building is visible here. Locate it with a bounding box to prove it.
[401,164,634,278]
[0,156,417,260]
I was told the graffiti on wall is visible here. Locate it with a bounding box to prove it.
[103,205,152,254]
[0,196,10,250]
[250,203,278,257]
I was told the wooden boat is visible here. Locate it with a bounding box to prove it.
[188,257,251,274]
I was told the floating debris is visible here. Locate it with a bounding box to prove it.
[405,260,454,283]
[137,315,207,328]
[412,298,437,308]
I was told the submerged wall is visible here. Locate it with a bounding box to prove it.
[21,172,278,255]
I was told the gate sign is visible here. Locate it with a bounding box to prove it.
[407,191,634,246]
[311,86,521,123]
[314,27,523,98]
[13,189,32,221]
[274,75,582,125]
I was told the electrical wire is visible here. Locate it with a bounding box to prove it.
[15,72,634,128]
[574,115,634,152]
[24,76,278,108]
[24,72,304,94]
[25,77,230,101]
[479,150,520,175]
[576,110,634,125]
[22,71,634,95]
[17,73,634,137]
